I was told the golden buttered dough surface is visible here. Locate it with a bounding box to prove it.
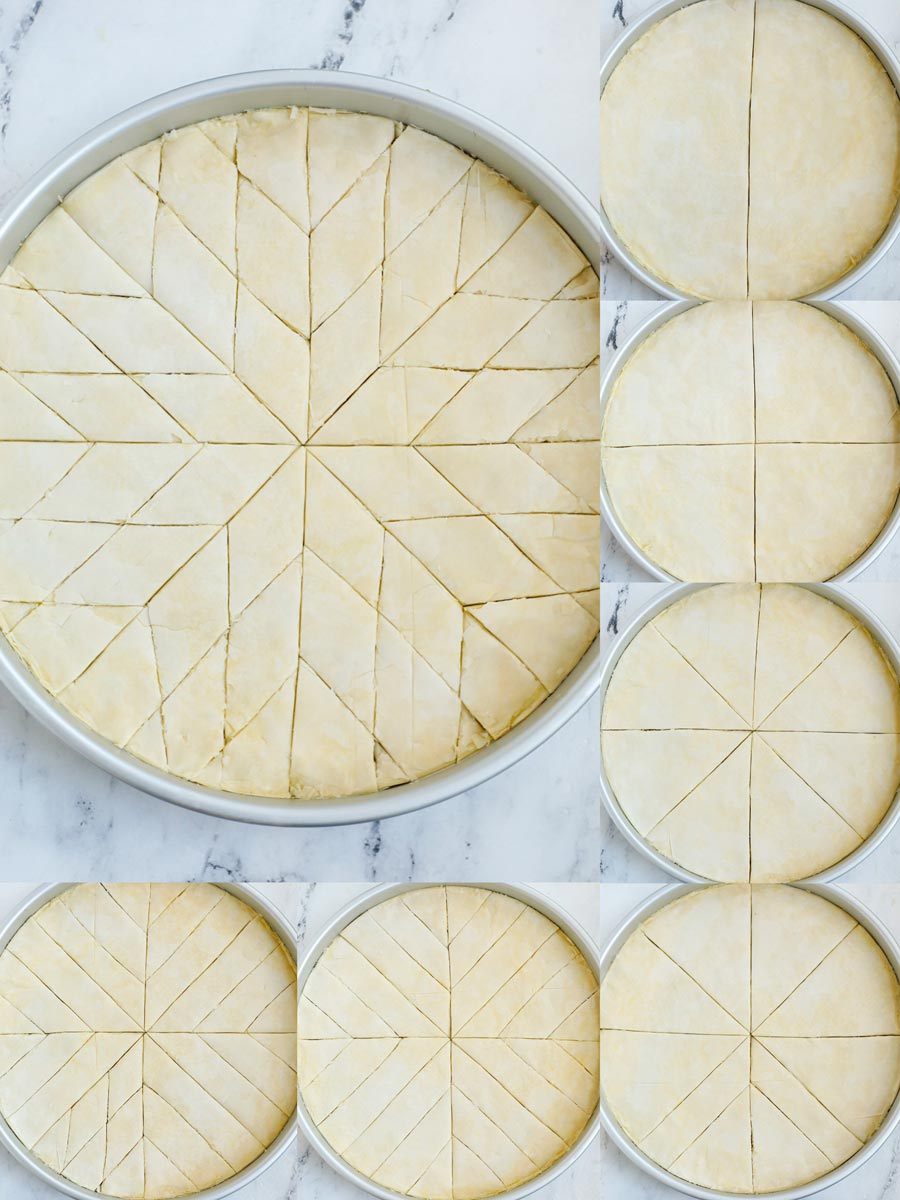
[602,301,900,581]
[0,107,600,801]
[0,883,297,1198]
[601,885,900,1193]
[298,885,600,1198]
[599,0,900,299]
[601,584,900,881]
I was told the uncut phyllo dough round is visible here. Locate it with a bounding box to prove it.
[600,884,900,1194]
[298,885,600,1198]
[0,107,600,801]
[602,301,900,581]
[599,0,900,299]
[0,883,297,1198]
[601,584,900,881]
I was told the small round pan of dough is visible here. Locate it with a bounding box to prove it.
[296,882,602,1200]
[598,0,900,300]
[0,882,298,1200]
[598,882,900,1197]
[600,300,900,582]
[599,583,900,883]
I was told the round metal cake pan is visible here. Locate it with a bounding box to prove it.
[0,68,604,827]
[296,882,603,1200]
[0,882,298,1200]
[598,881,900,1199]
[597,582,900,884]
[600,299,900,582]
[597,0,900,302]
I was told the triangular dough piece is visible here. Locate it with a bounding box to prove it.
[757,924,900,1036]
[373,1089,452,1197]
[159,125,237,270]
[63,160,157,290]
[641,1041,749,1170]
[341,912,449,1033]
[385,126,470,252]
[757,1036,900,1142]
[493,513,599,593]
[419,368,576,445]
[290,662,377,801]
[456,159,533,285]
[123,137,160,188]
[0,441,88,519]
[641,886,750,1029]
[750,885,856,1030]
[646,739,751,882]
[10,603,139,694]
[160,637,227,775]
[669,1089,752,1194]
[654,585,759,723]
[603,626,749,730]
[220,675,293,797]
[753,301,900,442]
[750,1039,862,1170]
[602,444,755,581]
[126,710,168,771]
[515,361,600,442]
[234,285,309,441]
[459,616,546,739]
[753,584,858,724]
[402,887,448,947]
[309,266,382,434]
[227,449,305,619]
[409,1138,452,1200]
[601,1031,745,1142]
[452,1137,504,1200]
[312,366,470,445]
[760,731,900,840]
[421,443,585,514]
[463,207,587,300]
[15,208,143,296]
[755,443,900,582]
[761,626,900,733]
[600,932,744,1035]
[750,1087,832,1194]
[236,107,309,231]
[237,176,309,335]
[446,886,489,945]
[523,442,598,512]
[142,1130,201,1196]
[749,736,862,882]
[469,594,596,691]
[23,373,186,443]
[308,110,394,227]
[391,293,542,370]
[603,302,754,445]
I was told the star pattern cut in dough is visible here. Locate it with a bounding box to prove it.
[600,884,900,1194]
[601,584,900,882]
[0,106,600,801]
[599,0,900,299]
[0,883,297,1199]
[298,885,600,1199]
[602,301,900,582]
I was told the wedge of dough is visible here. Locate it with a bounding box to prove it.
[602,444,755,581]
[599,0,755,298]
[748,0,900,299]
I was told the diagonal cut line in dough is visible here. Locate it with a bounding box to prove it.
[300,992,353,1039]
[147,911,257,1031]
[752,625,856,730]
[451,907,527,992]
[153,926,277,1031]
[409,1135,453,1195]
[321,932,447,1031]
[145,892,227,984]
[654,625,753,730]
[99,883,151,940]
[755,734,868,840]
[499,1037,594,1115]
[334,1040,449,1148]
[147,885,188,930]
[452,1043,561,1157]
[754,1036,867,1148]
[143,1132,202,1191]
[748,1082,839,1168]
[58,895,145,989]
[200,1033,294,1116]
[750,925,857,1037]
[641,1038,750,1143]
[366,1084,451,1178]
[143,1086,221,1189]
[367,908,451,994]
[398,895,450,953]
[315,961,403,1038]
[641,936,750,1035]
[147,1036,271,1148]
[454,927,560,1037]
[644,734,753,837]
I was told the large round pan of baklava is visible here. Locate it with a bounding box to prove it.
[0,70,602,825]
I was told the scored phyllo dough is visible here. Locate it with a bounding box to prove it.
[600,884,900,1194]
[0,106,599,802]
[0,883,296,1198]
[601,584,900,882]
[599,0,900,299]
[601,301,900,582]
[298,885,600,1198]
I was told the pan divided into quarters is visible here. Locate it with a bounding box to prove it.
[599,885,900,1196]
[598,0,900,299]
[297,884,601,1199]
[601,301,900,582]
[0,99,600,814]
[600,584,900,882]
[0,883,297,1200]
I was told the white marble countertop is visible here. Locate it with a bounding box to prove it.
[600,299,900,583]
[0,0,603,884]
[596,882,900,1200]
[599,0,900,301]
[598,582,900,882]
[0,881,300,1199]
[296,882,603,1200]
